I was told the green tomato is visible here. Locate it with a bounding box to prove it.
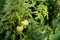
[16,26,24,34]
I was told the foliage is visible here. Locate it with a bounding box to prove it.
[0,0,60,40]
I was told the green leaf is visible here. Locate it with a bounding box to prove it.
[32,33,42,40]
[4,31,11,40]
[3,0,11,12]
[11,34,15,40]
[0,21,3,27]
[57,22,60,30]
[41,30,51,39]
[52,19,59,27]
[52,31,60,40]
[0,15,4,19]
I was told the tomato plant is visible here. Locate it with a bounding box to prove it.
[0,0,60,40]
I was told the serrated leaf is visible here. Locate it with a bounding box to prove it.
[3,0,11,12]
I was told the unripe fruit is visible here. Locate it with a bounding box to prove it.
[16,26,24,34]
[22,20,29,26]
